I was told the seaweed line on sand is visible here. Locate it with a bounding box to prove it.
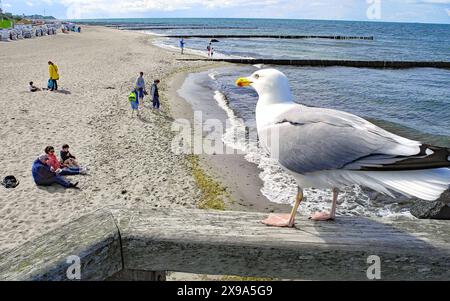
[186,154,231,210]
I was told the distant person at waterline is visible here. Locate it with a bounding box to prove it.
[48,61,59,91]
[206,43,212,57]
[179,38,185,54]
[135,72,146,106]
[151,79,160,110]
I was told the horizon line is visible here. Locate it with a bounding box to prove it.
[61,16,450,26]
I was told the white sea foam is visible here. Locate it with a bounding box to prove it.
[144,31,253,60]
[212,86,414,219]
[208,72,218,80]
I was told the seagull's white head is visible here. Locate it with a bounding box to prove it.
[236,68,294,104]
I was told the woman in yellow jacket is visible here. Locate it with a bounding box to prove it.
[48,61,59,91]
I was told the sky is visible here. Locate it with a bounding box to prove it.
[1,0,450,24]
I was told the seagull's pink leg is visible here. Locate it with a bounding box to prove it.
[309,188,339,221]
[262,188,303,228]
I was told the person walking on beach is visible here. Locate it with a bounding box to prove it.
[128,89,140,117]
[151,79,160,110]
[135,72,146,106]
[32,154,79,189]
[179,38,185,54]
[48,61,59,91]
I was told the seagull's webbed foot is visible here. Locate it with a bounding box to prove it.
[261,187,304,228]
[262,213,292,227]
[309,211,335,221]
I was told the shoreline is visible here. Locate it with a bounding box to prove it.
[166,68,291,214]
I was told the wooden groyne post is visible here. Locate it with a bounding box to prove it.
[177,58,450,69]
[166,35,374,40]
[1,207,450,281]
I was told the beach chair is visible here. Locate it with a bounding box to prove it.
[0,30,9,42]
[9,30,17,40]
[22,26,33,39]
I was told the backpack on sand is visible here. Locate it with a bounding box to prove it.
[1,175,19,189]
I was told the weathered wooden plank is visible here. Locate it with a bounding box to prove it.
[176,58,450,69]
[1,207,449,280]
[114,208,450,280]
[0,210,122,281]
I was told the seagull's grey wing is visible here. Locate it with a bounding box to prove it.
[261,105,449,174]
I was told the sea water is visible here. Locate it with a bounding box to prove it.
[83,18,450,217]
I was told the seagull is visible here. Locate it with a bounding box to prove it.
[236,68,450,228]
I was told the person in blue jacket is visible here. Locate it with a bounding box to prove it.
[32,154,78,189]
[179,38,185,54]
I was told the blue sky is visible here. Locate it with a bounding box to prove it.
[2,0,450,24]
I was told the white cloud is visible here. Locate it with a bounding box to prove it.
[59,0,281,16]
[421,0,450,3]
[4,3,12,8]
[26,1,34,7]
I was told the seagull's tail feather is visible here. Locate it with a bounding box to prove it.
[353,168,450,201]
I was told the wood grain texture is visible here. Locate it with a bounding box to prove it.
[1,207,449,280]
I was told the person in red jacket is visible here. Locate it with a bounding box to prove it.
[44,146,86,176]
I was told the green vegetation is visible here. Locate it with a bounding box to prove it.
[0,12,54,29]
[186,154,230,210]
[0,19,12,28]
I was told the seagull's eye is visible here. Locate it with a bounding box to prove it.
[254,74,260,79]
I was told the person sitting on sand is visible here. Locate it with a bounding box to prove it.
[48,61,59,92]
[151,79,160,110]
[32,154,78,189]
[128,89,139,117]
[60,144,80,168]
[44,146,87,175]
[29,81,40,92]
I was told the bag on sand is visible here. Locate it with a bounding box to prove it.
[1,175,19,188]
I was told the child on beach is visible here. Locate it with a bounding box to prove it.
[135,72,146,106]
[150,79,160,110]
[60,144,80,168]
[129,89,140,117]
[28,81,40,92]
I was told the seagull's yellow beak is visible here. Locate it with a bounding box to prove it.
[236,77,253,87]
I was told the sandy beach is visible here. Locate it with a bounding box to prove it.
[0,26,289,256]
